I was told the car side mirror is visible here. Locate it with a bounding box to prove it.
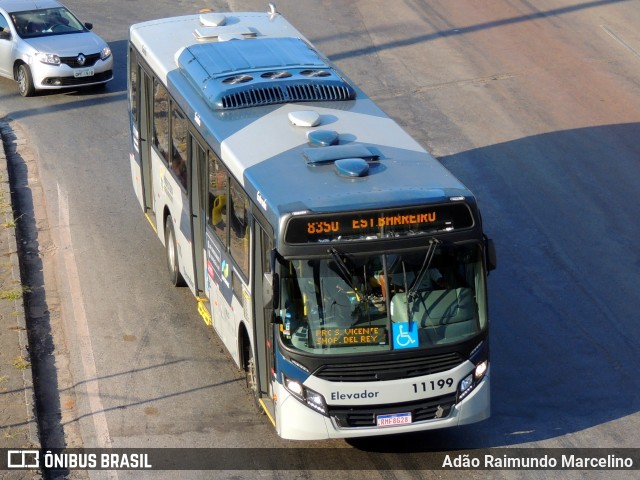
[0,29,11,40]
[84,22,93,30]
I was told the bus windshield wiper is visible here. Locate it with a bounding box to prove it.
[407,238,440,302]
[327,247,360,298]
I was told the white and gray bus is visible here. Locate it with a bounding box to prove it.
[127,5,496,440]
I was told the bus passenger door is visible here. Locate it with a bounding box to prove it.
[254,222,275,414]
[189,135,206,296]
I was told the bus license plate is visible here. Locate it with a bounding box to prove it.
[376,412,412,427]
[74,67,95,78]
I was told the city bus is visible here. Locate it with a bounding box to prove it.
[127,4,496,440]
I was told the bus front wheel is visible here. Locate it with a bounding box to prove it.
[164,215,186,287]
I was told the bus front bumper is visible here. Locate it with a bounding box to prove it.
[275,374,490,441]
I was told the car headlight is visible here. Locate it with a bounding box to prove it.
[283,374,328,416]
[100,46,112,61]
[35,53,60,65]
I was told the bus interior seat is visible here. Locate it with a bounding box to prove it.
[390,288,477,341]
[211,194,226,225]
[375,273,387,299]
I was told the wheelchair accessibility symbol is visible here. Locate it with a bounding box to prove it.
[392,322,419,350]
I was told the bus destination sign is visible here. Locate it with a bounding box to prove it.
[285,203,473,244]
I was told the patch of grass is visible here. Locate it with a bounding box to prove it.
[0,288,23,300]
[2,213,23,228]
[0,285,30,300]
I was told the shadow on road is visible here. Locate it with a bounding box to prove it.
[3,121,66,451]
[349,123,640,452]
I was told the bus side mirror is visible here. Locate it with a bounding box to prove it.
[263,272,280,312]
[485,237,497,273]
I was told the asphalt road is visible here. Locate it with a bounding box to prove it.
[1,1,639,479]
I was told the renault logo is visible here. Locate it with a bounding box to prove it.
[77,54,86,66]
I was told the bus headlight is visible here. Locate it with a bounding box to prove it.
[283,375,328,416]
[459,374,473,395]
[474,359,488,379]
[458,360,488,401]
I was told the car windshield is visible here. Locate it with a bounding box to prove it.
[11,7,85,39]
[278,242,488,355]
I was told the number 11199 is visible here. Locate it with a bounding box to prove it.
[412,378,454,393]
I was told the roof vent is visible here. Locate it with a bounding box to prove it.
[307,130,339,146]
[302,144,378,166]
[300,70,331,77]
[176,38,356,110]
[289,111,321,127]
[223,74,253,84]
[261,71,292,79]
[335,158,370,177]
[200,13,227,27]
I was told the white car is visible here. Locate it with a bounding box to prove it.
[0,0,113,96]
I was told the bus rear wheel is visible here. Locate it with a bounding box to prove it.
[164,215,186,287]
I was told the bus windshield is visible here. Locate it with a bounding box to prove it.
[278,243,487,355]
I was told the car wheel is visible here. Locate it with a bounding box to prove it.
[164,215,186,287]
[16,64,35,97]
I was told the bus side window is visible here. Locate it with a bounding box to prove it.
[128,51,137,123]
[229,183,249,279]
[207,151,228,248]
[152,79,169,163]
[170,107,188,190]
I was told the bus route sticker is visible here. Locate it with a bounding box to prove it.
[392,322,419,350]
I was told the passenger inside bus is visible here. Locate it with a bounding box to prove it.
[278,244,483,352]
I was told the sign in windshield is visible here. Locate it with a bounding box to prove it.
[312,326,387,347]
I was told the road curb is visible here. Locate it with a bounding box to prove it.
[1,119,41,454]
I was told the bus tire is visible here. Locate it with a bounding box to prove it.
[164,215,186,287]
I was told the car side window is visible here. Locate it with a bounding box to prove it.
[0,14,9,35]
